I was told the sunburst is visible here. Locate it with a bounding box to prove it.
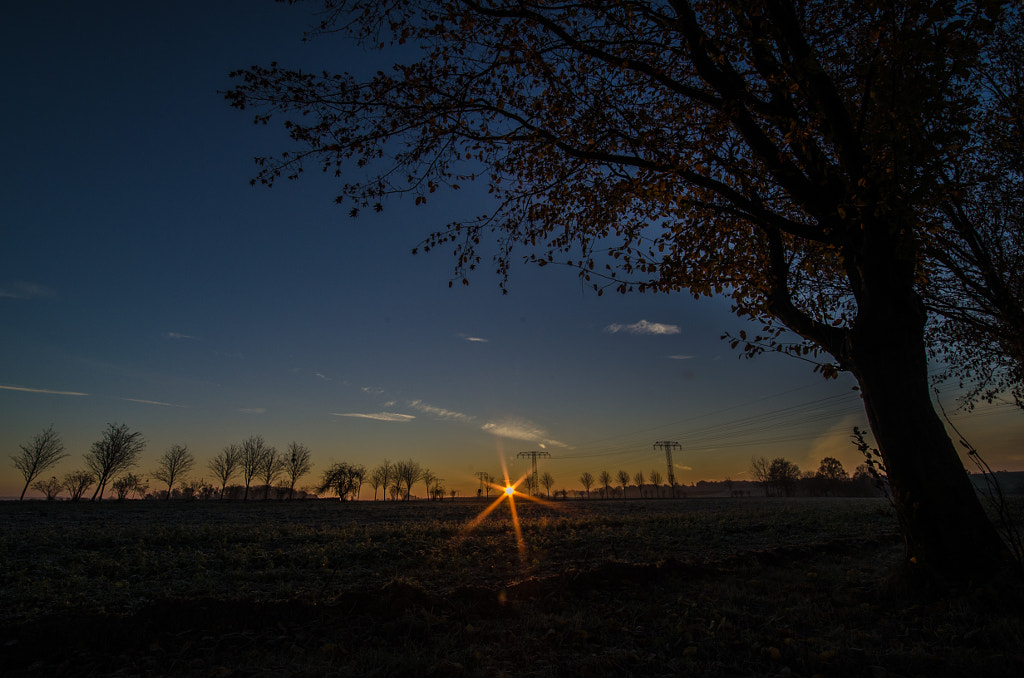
[461,454,558,563]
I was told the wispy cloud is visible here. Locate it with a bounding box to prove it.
[237,407,266,414]
[605,319,681,336]
[408,400,474,422]
[333,412,416,422]
[0,384,87,396]
[668,354,694,360]
[122,397,185,408]
[0,281,55,300]
[481,419,567,448]
[463,336,488,343]
[166,332,195,340]
[314,372,331,381]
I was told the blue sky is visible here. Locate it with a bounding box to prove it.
[3,1,1021,499]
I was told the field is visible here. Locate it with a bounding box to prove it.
[2,497,1022,677]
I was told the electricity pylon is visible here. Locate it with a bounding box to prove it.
[516,450,551,496]
[653,441,681,498]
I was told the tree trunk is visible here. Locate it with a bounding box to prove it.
[848,270,1010,585]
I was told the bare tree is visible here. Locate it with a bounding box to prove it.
[579,471,594,499]
[85,423,145,501]
[12,425,68,500]
[370,459,394,501]
[112,473,146,501]
[616,470,631,499]
[258,446,284,499]
[283,441,313,499]
[649,470,663,498]
[634,470,645,499]
[394,458,422,500]
[152,444,195,499]
[540,471,555,498]
[32,476,62,500]
[62,470,94,501]
[598,471,613,499]
[208,444,240,499]
[239,435,270,501]
[750,456,772,497]
[421,468,437,501]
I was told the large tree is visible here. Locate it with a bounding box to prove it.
[228,0,1021,582]
[11,425,67,500]
[85,423,145,501]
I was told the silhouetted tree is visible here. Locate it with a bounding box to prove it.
[769,458,801,497]
[649,470,663,498]
[112,473,145,501]
[283,441,313,499]
[86,423,144,501]
[541,471,555,497]
[815,456,848,496]
[239,435,270,501]
[616,470,631,499]
[319,461,367,500]
[421,469,438,501]
[598,471,613,499]
[634,470,645,499]
[394,459,422,500]
[209,444,241,499]
[258,447,284,500]
[32,476,62,500]
[370,459,394,501]
[12,425,67,500]
[750,456,772,497]
[228,0,1021,582]
[152,444,195,500]
[61,470,93,501]
[579,471,594,499]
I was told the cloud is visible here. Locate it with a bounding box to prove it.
[314,372,331,381]
[333,412,416,422]
[408,400,474,422]
[0,281,55,300]
[237,408,266,414]
[0,384,87,396]
[457,333,489,343]
[122,397,185,408]
[481,419,567,448]
[676,465,693,471]
[166,332,195,340]
[668,354,694,360]
[605,319,681,335]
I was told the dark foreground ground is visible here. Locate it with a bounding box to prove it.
[2,498,1022,677]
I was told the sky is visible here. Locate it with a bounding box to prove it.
[2,1,1021,499]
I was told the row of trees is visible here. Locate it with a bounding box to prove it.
[748,456,883,498]
[9,425,318,502]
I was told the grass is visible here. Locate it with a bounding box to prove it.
[1,497,1022,676]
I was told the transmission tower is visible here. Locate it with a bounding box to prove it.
[475,471,490,498]
[653,441,681,498]
[516,450,551,496]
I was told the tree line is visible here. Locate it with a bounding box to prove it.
[9,423,467,502]
[12,424,884,503]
